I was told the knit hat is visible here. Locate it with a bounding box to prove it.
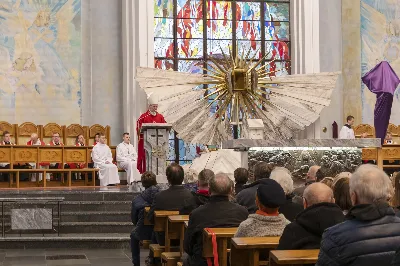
[257,179,286,208]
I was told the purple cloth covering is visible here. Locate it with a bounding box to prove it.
[362,61,400,144]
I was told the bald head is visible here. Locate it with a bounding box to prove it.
[307,165,321,181]
[303,183,334,208]
[209,173,233,196]
[30,133,38,141]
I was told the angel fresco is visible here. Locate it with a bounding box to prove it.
[0,0,81,122]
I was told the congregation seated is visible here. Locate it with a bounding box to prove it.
[234,167,249,195]
[317,164,400,266]
[235,179,289,238]
[148,163,193,245]
[180,169,214,215]
[320,177,334,188]
[236,162,274,213]
[183,173,248,266]
[270,167,303,222]
[130,171,160,266]
[332,176,352,215]
[293,165,320,199]
[278,183,345,250]
[183,168,198,192]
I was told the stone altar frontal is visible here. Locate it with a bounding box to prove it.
[141,123,172,182]
[11,209,52,230]
[222,138,382,149]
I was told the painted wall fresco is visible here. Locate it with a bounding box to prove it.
[361,0,400,124]
[0,0,81,124]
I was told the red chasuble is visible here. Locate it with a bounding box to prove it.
[136,111,166,173]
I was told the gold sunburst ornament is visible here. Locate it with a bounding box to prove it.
[136,47,340,145]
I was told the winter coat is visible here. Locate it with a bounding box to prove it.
[236,179,270,214]
[180,190,210,215]
[131,185,160,240]
[184,195,248,266]
[234,213,290,237]
[279,195,304,222]
[317,202,400,266]
[278,202,345,250]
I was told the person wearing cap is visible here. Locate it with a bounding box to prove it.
[136,93,166,173]
[234,179,289,237]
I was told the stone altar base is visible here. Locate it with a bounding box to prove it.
[0,187,143,249]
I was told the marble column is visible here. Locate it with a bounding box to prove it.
[342,0,362,123]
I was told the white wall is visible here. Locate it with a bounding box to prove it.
[291,0,343,139]
[81,0,124,145]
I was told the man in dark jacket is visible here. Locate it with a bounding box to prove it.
[278,183,344,250]
[148,163,193,245]
[130,171,160,266]
[180,169,214,215]
[184,173,248,266]
[317,165,400,266]
[236,162,274,213]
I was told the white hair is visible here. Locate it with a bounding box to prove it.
[270,167,293,195]
[350,164,393,204]
[183,168,198,184]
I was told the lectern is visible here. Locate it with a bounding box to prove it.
[141,123,172,182]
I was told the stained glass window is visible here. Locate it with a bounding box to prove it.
[154,0,291,165]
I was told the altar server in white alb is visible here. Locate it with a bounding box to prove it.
[116,132,141,185]
[339,115,355,139]
[91,133,120,186]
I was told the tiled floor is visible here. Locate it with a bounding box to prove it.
[0,249,143,266]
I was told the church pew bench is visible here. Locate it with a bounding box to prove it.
[202,227,238,266]
[151,211,180,258]
[161,252,181,266]
[269,250,319,266]
[144,207,152,225]
[230,237,280,266]
[167,215,189,254]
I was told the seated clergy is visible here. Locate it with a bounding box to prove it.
[183,174,248,266]
[47,132,65,181]
[75,134,85,146]
[116,132,141,185]
[91,133,120,186]
[27,133,46,182]
[317,165,400,266]
[0,131,15,182]
[147,163,193,245]
[180,169,214,215]
[234,179,289,237]
[278,183,344,250]
[130,171,160,266]
[93,133,100,146]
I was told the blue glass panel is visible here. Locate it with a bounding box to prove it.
[265,22,290,41]
[168,139,176,160]
[237,2,260,20]
[155,0,174,18]
[265,2,290,21]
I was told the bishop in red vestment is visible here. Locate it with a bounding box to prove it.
[136,94,166,173]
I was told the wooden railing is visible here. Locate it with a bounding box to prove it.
[362,145,400,169]
[0,146,119,188]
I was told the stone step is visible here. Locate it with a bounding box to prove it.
[3,222,133,234]
[0,201,132,212]
[0,233,130,249]
[0,211,131,223]
[0,190,135,202]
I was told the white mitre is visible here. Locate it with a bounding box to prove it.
[147,93,159,105]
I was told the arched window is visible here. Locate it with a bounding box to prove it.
[154,0,291,165]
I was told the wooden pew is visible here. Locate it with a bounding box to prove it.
[150,210,179,259]
[144,207,152,225]
[230,237,280,266]
[168,215,189,255]
[202,227,238,266]
[269,250,319,266]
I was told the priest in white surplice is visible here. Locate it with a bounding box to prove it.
[339,115,355,139]
[91,134,120,186]
[116,133,141,185]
